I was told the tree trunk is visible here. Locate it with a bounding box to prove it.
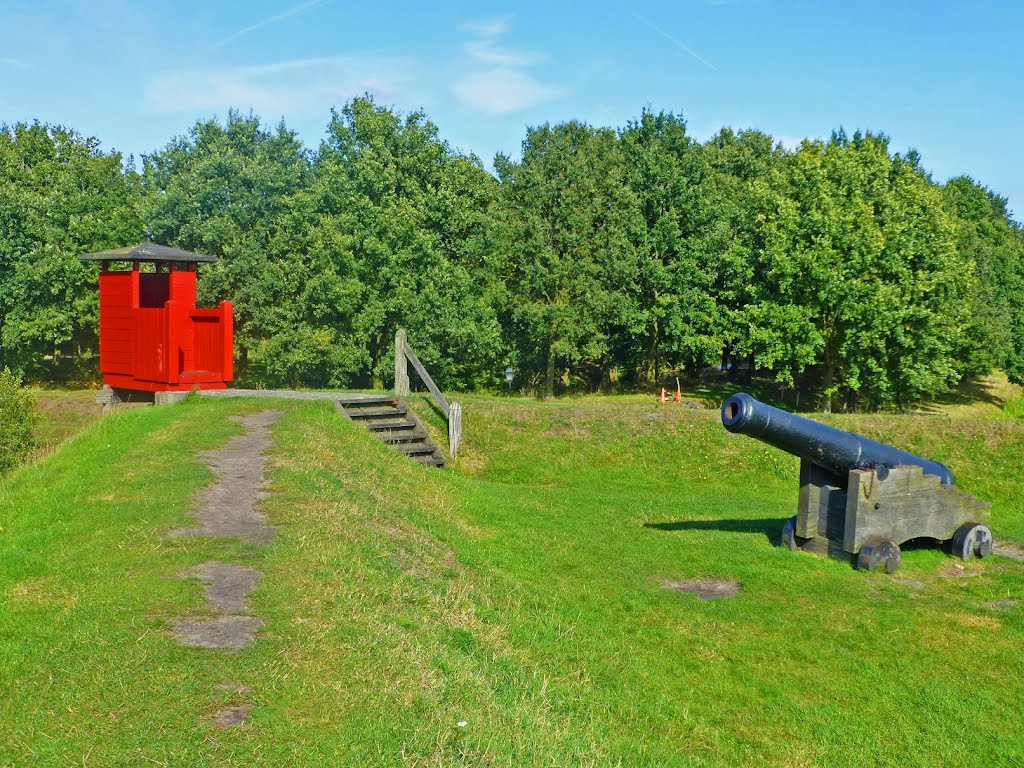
[371,331,385,390]
[646,316,659,383]
[822,357,834,414]
[545,340,556,399]
[821,317,839,414]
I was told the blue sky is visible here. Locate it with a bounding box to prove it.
[3,0,1022,219]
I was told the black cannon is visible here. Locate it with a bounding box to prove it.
[721,393,991,572]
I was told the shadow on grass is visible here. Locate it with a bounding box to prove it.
[689,373,1020,416]
[916,376,1010,413]
[407,393,449,426]
[644,518,787,545]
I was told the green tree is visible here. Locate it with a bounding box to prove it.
[700,128,792,377]
[0,122,141,376]
[749,132,972,410]
[307,97,505,390]
[141,112,310,378]
[943,176,1024,382]
[618,111,723,381]
[495,121,644,396]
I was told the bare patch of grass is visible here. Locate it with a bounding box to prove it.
[662,577,741,600]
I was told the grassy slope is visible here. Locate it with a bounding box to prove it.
[28,388,103,458]
[2,394,1023,767]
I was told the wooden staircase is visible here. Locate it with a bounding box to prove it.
[336,395,445,467]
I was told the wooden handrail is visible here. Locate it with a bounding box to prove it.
[395,329,462,460]
[403,342,450,415]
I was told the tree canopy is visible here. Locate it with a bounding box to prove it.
[0,121,140,377]
[2,99,1022,409]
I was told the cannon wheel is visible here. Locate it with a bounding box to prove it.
[781,516,798,550]
[857,537,901,573]
[781,516,806,551]
[951,523,993,560]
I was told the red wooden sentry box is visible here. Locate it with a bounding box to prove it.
[80,241,233,392]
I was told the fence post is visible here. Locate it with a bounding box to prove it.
[448,401,462,461]
[395,329,410,397]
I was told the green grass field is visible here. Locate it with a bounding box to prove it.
[2,391,1023,766]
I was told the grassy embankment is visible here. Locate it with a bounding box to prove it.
[27,388,104,459]
[2,386,1023,767]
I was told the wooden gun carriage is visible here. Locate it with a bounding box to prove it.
[721,393,991,572]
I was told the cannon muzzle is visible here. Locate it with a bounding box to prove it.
[721,392,954,485]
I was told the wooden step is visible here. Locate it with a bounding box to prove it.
[344,402,404,413]
[389,441,438,455]
[367,418,418,431]
[335,394,400,407]
[377,430,428,444]
[348,406,407,419]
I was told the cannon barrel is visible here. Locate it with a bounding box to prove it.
[721,392,954,485]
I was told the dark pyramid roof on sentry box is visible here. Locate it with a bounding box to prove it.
[79,241,219,263]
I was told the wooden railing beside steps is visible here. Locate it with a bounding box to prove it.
[394,329,462,461]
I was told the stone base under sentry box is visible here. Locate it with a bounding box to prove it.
[96,386,193,411]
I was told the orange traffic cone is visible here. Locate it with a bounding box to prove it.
[674,378,682,402]
[660,387,668,403]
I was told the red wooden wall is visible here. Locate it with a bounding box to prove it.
[98,263,232,392]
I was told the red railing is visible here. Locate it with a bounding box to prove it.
[132,301,233,387]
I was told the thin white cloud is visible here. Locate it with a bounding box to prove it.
[465,39,542,68]
[213,0,327,50]
[632,13,717,71]
[460,16,512,38]
[456,70,560,116]
[1,58,27,69]
[454,17,561,115]
[145,54,413,115]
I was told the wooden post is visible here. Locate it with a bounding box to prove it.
[221,301,234,382]
[796,459,843,539]
[395,329,410,397]
[448,402,462,461]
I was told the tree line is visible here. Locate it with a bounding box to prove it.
[2,98,1022,409]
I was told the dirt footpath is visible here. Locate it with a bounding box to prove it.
[166,410,283,727]
[169,410,282,543]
